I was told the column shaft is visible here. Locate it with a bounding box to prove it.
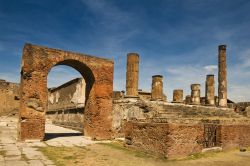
[218,45,227,107]
[191,84,200,105]
[126,53,139,97]
[205,75,215,105]
[151,75,163,100]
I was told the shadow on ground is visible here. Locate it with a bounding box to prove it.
[44,133,83,140]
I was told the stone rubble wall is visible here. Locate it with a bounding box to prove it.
[124,121,204,159]
[124,118,250,159]
[0,80,20,116]
[48,78,86,111]
[112,98,246,137]
[47,78,86,131]
[220,124,250,150]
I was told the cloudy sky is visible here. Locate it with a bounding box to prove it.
[0,0,250,102]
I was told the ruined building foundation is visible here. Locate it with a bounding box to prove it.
[191,84,201,105]
[205,74,215,105]
[126,53,139,97]
[172,89,183,103]
[218,45,227,107]
[151,75,164,101]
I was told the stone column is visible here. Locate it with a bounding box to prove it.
[173,89,183,103]
[205,74,215,105]
[151,75,163,101]
[191,84,200,105]
[185,95,191,104]
[218,45,227,107]
[126,53,139,97]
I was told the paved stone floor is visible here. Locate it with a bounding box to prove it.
[0,116,100,166]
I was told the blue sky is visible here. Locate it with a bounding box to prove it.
[0,0,250,102]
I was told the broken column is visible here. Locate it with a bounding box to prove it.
[218,45,227,107]
[151,75,163,101]
[205,74,215,105]
[173,89,183,103]
[191,84,200,105]
[185,95,191,104]
[126,53,139,97]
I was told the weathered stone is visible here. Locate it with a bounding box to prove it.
[151,75,164,101]
[126,53,139,97]
[191,84,200,105]
[172,89,183,103]
[218,45,227,107]
[245,106,250,117]
[19,43,114,140]
[0,80,19,116]
[185,95,191,104]
[205,75,215,106]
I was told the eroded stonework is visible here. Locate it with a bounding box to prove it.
[0,80,19,116]
[47,78,86,131]
[19,43,114,140]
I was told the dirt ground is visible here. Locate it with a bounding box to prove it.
[38,141,250,166]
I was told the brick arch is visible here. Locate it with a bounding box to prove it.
[19,43,114,140]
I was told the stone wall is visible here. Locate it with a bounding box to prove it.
[48,78,86,111]
[220,123,250,150]
[47,78,86,131]
[124,121,204,159]
[46,108,84,131]
[112,98,244,138]
[0,79,19,116]
[124,119,250,159]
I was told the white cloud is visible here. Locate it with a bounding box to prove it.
[204,65,217,73]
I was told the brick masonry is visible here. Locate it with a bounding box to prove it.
[19,43,114,140]
[124,119,250,159]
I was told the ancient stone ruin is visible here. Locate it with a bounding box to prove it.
[18,43,114,140]
[0,43,250,159]
[113,44,250,158]
[47,78,86,131]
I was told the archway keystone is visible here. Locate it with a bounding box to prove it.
[19,43,114,140]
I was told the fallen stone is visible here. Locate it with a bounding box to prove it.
[201,147,222,153]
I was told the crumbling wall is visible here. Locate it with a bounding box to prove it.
[124,119,250,159]
[47,78,86,131]
[112,98,163,137]
[124,120,204,159]
[112,98,244,137]
[220,122,250,150]
[0,79,19,116]
[48,78,86,110]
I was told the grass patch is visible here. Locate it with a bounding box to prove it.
[97,141,162,160]
[38,146,86,166]
[178,151,221,161]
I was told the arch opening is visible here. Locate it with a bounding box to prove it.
[45,60,95,140]
[19,44,114,141]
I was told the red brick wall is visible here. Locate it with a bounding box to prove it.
[166,123,204,158]
[125,121,204,159]
[221,124,250,150]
